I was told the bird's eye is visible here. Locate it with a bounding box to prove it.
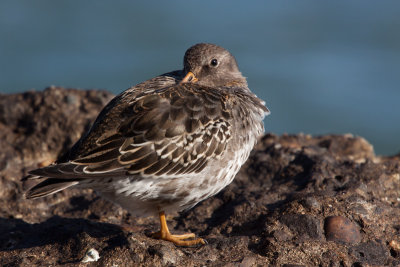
[210,58,218,67]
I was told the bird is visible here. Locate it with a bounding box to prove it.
[23,43,270,246]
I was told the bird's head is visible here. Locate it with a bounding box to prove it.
[181,43,247,88]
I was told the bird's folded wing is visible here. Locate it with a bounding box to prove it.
[28,84,233,181]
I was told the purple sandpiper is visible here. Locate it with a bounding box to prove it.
[24,43,270,246]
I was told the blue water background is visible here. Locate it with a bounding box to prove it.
[1,1,399,155]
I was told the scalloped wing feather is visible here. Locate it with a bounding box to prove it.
[27,83,233,186]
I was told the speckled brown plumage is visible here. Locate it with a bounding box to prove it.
[24,43,270,246]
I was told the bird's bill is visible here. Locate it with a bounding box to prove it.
[180,72,198,84]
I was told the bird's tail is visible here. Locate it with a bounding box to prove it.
[24,178,79,199]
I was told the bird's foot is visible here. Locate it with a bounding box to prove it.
[150,231,205,246]
[152,210,206,246]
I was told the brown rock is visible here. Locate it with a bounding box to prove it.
[0,88,399,266]
[324,216,361,244]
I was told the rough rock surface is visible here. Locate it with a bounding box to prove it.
[0,87,399,266]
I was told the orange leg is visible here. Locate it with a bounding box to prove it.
[151,211,205,246]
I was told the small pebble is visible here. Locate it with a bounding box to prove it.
[65,94,78,105]
[324,216,361,244]
[81,248,100,263]
[239,256,257,267]
[389,240,400,251]
[148,244,182,265]
[300,197,320,211]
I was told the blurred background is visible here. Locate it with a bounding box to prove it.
[0,1,399,155]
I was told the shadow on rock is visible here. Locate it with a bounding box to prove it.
[0,216,128,252]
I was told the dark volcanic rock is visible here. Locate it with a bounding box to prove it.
[1,87,399,266]
[280,213,323,241]
[349,240,389,265]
